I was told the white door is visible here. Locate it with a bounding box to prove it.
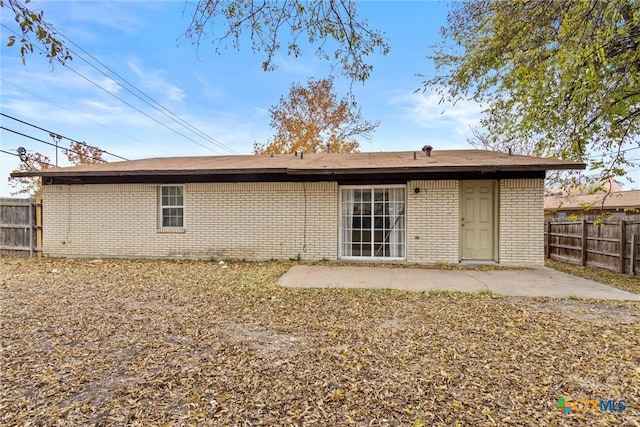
[460,181,495,260]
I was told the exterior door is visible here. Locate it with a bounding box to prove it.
[460,181,496,260]
[340,186,406,260]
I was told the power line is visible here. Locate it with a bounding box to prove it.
[0,148,57,168]
[1,23,219,155]
[1,113,128,161]
[1,127,106,163]
[61,63,223,154]
[1,78,153,148]
[2,18,238,155]
[0,149,20,157]
[53,28,239,155]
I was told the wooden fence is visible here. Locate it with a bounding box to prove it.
[544,219,639,275]
[0,197,42,257]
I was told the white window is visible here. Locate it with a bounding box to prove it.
[555,212,567,221]
[340,186,406,260]
[159,185,184,228]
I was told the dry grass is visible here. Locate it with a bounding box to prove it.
[1,258,639,426]
[546,259,640,295]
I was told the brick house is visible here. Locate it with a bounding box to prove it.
[12,149,583,265]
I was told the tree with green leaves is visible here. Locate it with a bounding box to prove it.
[184,1,389,82]
[253,76,377,154]
[1,0,72,64]
[2,0,389,82]
[427,0,639,184]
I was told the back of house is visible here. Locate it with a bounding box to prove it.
[12,148,584,266]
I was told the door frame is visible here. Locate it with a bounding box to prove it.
[338,184,407,261]
[459,180,499,262]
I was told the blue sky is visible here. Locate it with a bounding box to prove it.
[1,1,503,195]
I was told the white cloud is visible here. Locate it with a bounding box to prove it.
[77,99,124,114]
[390,90,484,138]
[3,64,122,95]
[253,106,269,117]
[49,1,148,35]
[192,73,225,101]
[127,60,186,103]
[272,54,316,76]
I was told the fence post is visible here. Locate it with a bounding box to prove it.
[631,234,637,276]
[619,220,626,274]
[581,219,587,266]
[546,221,551,259]
[36,195,43,257]
[28,199,34,257]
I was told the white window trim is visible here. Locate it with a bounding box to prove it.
[338,184,407,261]
[158,185,186,230]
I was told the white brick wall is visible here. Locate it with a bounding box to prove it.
[41,178,544,265]
[406,180,459,263]
[498,178,544,265]
[42,182,338,260]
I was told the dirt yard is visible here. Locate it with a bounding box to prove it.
[1,258,638,426]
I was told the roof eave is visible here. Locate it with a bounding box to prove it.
[10,162,585,179]
[286,164,586,175]
[10,168,291,178]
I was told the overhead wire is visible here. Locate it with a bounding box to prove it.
[1,113,129,161]
[2,22,219,155]
[2,15,238,155]
[50,61,223,155]
[1,78,152,148]
[52,27,239,154]
[1,126,107,163]
[0,148,57,168]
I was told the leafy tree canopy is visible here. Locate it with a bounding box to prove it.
[254,76,377,154]
[184,0,389,82]
[2,0,389,83]
[426,0,640,183]
[1,0,72,64]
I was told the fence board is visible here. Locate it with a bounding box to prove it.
[545,219,640,275]
[0,197,41,257]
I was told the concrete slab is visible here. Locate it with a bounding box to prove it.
[278,265,640,301]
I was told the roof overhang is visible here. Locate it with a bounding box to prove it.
[10,150,586,183]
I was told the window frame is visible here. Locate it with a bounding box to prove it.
[554,212,567,221]
[338,184,407,261]
[158,185,186,229]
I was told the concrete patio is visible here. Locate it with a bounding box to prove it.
[278,265,640,301]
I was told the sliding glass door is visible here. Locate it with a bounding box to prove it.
[340,186,406,260]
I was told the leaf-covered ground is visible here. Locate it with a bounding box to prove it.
[546,259,640,295]
[1,258,639,426]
